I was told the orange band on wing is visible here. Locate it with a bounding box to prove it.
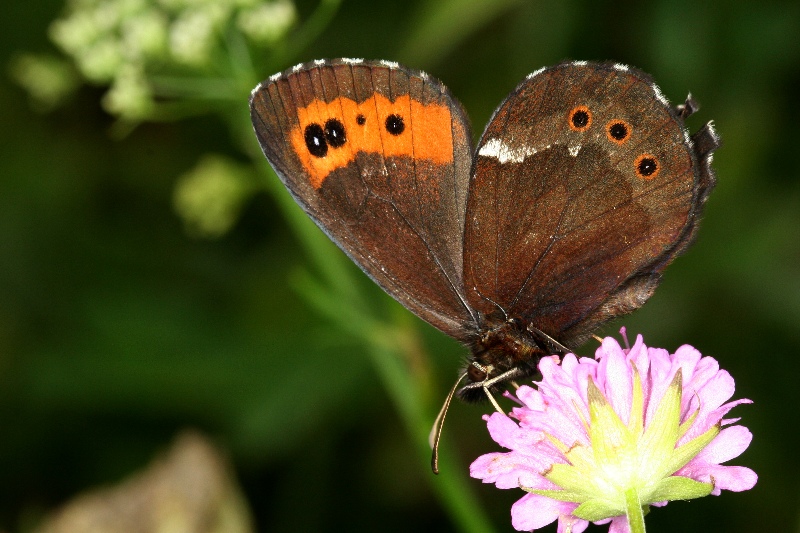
[290,94,454,189]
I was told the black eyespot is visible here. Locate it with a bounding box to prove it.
[568,106,592,131]
[638,158,657,176]
[356,114,366,125]
[385,114,405,135]
[610,123,626,139]
[304,123,327,158]
[635,154,659,179]
[324,118,346,148]
[572,110,589,128]
[607,120,631,144]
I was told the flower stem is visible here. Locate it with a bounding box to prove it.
[625,488,646,533]
[270,0,342,67]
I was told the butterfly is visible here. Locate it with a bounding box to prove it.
[249,59,718,471]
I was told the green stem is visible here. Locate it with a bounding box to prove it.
[149,75,241,101]
[368,342,496,533]
[270,0,343,66]
[625,488,646,533]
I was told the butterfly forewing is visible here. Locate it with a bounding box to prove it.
[250,60,477,340]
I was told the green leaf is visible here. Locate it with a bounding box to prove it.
[525,488,589,504]
[666,423,720,475]
[648,476,714,503]
[573,498,623,521]
[639,371,682,477]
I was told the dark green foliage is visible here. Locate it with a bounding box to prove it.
[1,0,797,531]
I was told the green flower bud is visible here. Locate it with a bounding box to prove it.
[173,155,256,238]
[9,54,80,111]
[102,64,153,119]
[237,0,296,45]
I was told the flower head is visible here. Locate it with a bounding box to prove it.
[470,330,756,533]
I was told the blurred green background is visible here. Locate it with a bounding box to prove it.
[1,0,798,531]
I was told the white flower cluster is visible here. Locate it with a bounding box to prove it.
[12,0,306,240]
[21,0,296,119]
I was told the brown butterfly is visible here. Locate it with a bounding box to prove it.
[250,59,718,471]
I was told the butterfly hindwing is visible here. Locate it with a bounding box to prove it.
[463,62,717,346]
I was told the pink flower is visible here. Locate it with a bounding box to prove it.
[470,330,757,533]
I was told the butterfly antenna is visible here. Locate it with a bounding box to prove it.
[472,285,509,321]
[429,371,468,474]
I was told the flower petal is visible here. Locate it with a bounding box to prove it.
[683,398,753,444]
[557,515,589,533]
[511,493,572,531]
[672,344,703,384]
[695,369,735,412]
[485,412,527,449]
[515,384,544,410]
[713,465,758,492]
[607,515,632,533]
[680,464,758,494]
[597,337,634,425]
[643,347,678,425]
[627,335,650,375]
[682,350,717,389]
[694,425,753,464]
[471,451,551,489]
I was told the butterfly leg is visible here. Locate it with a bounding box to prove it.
[527,325,571,355]
[478,365,527,413]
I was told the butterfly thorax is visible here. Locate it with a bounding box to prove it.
[457,315,550,402]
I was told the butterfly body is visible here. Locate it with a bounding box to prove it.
[250,59,718,401]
